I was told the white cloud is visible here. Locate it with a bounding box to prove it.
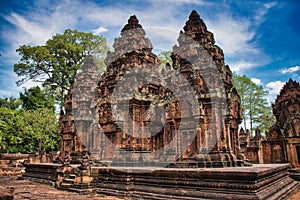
[254,2,278,23]
[264,2,278,10]
[251,78,262,85]
[203,4,274,72]
[0,68,44,97]
[1,0,270,61]
[229,61,255,72]
[144,27,178,51]
[266,81,285,95]
[0,0,278,96]
[92,26,108,34]
[206,15,256,56]
[4,13,54,45]
[280,66,300,74]
[1,1,83,67]
[266,80,285,103]
[0,69,20,97]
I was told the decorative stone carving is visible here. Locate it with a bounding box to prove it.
[78,150,90,171]
[171,10,244,167]
[72,55,101,160]
[263,79,300,167]
[95,11,245,167]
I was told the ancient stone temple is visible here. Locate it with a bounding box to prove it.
[239,127,249,155]
[21,10,299,200]
[96,10,244,167]
[263,79,300,167]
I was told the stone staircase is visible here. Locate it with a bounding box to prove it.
[59,173,93,194]
[59,174,76,190]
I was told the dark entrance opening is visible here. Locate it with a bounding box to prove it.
[296,146,300,165]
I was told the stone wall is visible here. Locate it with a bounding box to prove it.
[0,153,55,176]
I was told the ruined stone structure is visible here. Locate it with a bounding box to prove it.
[97,15,162,164]
[239,79,300,167]
[239,127,264,164]
[239,127,249,155]
[263,79,300,167]
[58,85,84,157]
[96,10,244,167]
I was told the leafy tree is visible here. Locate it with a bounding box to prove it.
[0,108,16,152]
[258,106,276,134]
[14,29,109,108]
[0,107,59,153]
[158,50,172,72]
[0,86,59,153]
[0,96,21,110]
[16,108,59,153]
[20,86,55,111]
[233,73,275,134]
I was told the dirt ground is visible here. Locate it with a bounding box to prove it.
[287,188,300,200]
[1,176,300,200]
[0,176,121,200]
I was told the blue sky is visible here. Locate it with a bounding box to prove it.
[0,0,299,103]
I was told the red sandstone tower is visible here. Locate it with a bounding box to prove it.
[95,10,245,167]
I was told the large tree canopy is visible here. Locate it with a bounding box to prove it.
[20,86,55,111]
[233,73,275,134]
[14,29,109,106]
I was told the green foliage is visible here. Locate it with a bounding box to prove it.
[233,73,275,134]
[8,29,109,153]
[0,108,16,152]
[0,96,21,110]
[258,106,276,134]
[17,108,59,152]
[157,50,172,72]
[0,107,58,153]
[14,29,109,107]
[20,86,55,111]
[0,86,59,153]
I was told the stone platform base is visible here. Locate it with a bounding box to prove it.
[289,168,300,181]
[89,164,298,200]
[21,163,61,185]
[21,163,299,199]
